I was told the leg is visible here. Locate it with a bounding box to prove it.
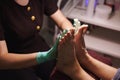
[74,25,117,80]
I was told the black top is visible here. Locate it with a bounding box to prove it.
[0,0,58,53]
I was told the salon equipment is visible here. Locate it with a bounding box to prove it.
[76,0,96,17]
[86,0,96,17]
[94,4,112,20]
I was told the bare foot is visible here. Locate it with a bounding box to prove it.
[56,29,95,80]
[56,30,80,77]
[73,25,88,63]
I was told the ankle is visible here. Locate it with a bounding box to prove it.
[71,66,95,80]
[56,59,81,78]
[77,51,91,64]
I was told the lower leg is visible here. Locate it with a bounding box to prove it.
[74,25,117,80]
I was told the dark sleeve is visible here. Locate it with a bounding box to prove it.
[44,0,58,16]
[113,68,120,80]
[0,13,5,40]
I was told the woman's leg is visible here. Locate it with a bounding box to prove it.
[74,25,117,80]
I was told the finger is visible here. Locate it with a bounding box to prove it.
[80,24,88,34]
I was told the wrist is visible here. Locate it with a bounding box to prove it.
[80,53,93,65]
[36,52,48,64]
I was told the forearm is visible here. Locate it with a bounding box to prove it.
[0,52,37,69]
[0,30,67,69]
[0,27,68,69]
[82,53,117,80]
[50,9,74,30]
[59,18,74,30]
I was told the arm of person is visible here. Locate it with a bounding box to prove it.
[0,9,71,69]
[81,52,118,80]
[50,9,74,30]
[0,29,68,70]
[0,40,38,69]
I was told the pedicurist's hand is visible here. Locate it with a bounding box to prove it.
[36,29,69,64]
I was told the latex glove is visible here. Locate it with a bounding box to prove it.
[36,30,68,64]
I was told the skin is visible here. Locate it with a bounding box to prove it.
[56,25,117,80]
[56,27,95,80]
[74,25,117,80]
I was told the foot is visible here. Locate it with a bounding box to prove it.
[56,29,95,80]
[73,25,89,63]
[56,30,80,77]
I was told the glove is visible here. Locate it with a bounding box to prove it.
[36,30,68,64]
